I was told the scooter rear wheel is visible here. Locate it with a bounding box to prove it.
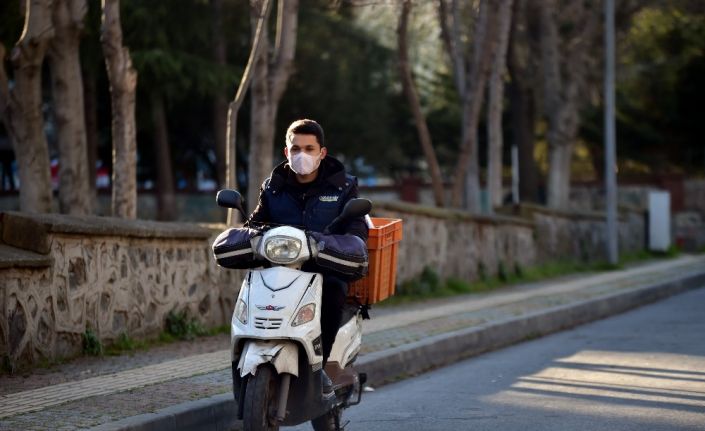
[243,365,280,431]
[311,406,342,431]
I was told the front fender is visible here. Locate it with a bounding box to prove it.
[238,340,299,377]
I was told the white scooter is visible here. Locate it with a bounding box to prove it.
[216,190,370,431]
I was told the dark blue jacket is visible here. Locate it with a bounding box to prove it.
[247,156,368,241]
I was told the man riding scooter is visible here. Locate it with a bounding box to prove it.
[245,118,368,397]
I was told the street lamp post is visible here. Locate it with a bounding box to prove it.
[605,0,618,264]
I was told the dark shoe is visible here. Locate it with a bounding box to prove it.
[321,370,334,397]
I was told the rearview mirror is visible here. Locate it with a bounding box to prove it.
[323,198,372,234]
[216,189,247,220]
[340,198,372,220]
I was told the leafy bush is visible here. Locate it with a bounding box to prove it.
[446,277,470,293]
[165,309,207,340]
[497,261,508,282]
[477,262,487,281]
[82,329,103,356]
[1,355,13,374]
[514,263,524,279]
[397,267,443,296]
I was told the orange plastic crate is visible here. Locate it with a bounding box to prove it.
[348,218,403,304]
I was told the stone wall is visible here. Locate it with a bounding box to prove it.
[1,201,647,368]
[569,185,656,212]
[508,204,646,263]
[372,202,536,283]
[0,194,227,223]
[677,180,705,250]
[373,201,645,284]
[0,211,240,369]
[684,179,705,215]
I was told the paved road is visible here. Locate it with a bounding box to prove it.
[288,286,705,431]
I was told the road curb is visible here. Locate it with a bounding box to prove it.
[94,269,705,431]
[88,393,237,431]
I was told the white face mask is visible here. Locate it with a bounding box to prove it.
[288,151,322,175]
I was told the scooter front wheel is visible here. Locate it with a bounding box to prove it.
[243,365,280,431]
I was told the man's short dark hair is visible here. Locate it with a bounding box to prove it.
[286,119,325,147]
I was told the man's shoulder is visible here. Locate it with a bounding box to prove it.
[344,173,358,186]
[319,157,356,187]
[261,161,289,192]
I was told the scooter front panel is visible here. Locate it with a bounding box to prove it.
[231,267,325,365]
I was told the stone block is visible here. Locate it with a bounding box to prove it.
[36,302,55,349]
[674,211,705,251]
[68,257,87,291]
[55,332,82,358]
[8,295,27,357]
[1,213,50,254]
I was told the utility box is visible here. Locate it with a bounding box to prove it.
[648,191,671,252]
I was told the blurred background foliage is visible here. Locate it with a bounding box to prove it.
[0,0,703,196]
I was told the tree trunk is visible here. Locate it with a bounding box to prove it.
[83,68,99,202]
[247,0,299,210]
[397,0,445,207]
[49,0,92,215]
[225,0,273,225]
[152,94,176,221]
[439,0,496,211]
[455,64,490,212]
[486,0,514,211]
[508,75,538,203]
[248,23,272,210]
[101,0,137,219]
[507,0,539,203]
[539,0,596,209]
[211,0,228,188]
[540,0,567,208]
[5,0,55,213]
[546,142,573,208]
[437,0,466,98]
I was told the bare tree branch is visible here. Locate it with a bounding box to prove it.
[270,0,298,107]
[539,0,561,117]
[246,0,299,214]
[449,0,497,209]
[225,0,273,225]
[398,0,445,207]
[231,0,273,115]
[487,0,514,210]
[437,0,466,96]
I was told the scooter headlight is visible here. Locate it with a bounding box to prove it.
[264,236,302,264]
[234,299,248,324]
[291,303,316,327]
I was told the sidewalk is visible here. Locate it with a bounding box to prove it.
[1,254,704,431]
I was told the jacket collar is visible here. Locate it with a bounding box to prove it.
[268,156,348,191]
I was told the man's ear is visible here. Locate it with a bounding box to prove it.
[320,147,327,159]
[284,146,289,158]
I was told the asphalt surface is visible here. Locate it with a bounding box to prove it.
[287,286,705,431]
